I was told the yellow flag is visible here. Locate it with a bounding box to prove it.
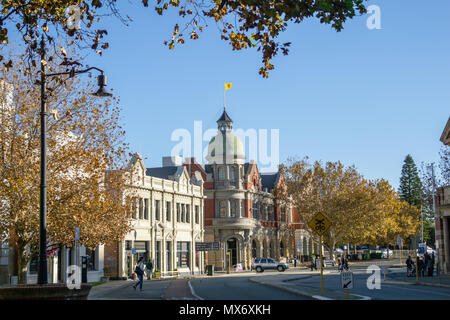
[225,83,232,90]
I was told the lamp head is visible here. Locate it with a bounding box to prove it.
[92,74,112,97]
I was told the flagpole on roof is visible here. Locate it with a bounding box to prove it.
[224,82,226,111]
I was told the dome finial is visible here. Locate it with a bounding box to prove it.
[217,108,233,133]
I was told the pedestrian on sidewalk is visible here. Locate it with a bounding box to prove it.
[427,253,434,277]
[406,255,413,277]
[310,256,316,271]
[133,257,145,291]
[424,253,430,277]
[418,256,424,277]
[146,259,153,280]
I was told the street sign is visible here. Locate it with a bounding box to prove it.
[195,242,220,251]
[341,271,353,289]
[308,213,331,236]
[418,243,426,255]
[131,248,136,255]
[397,236,403,247]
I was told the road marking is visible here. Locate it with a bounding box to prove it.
[188,280,204,300]
[312,295,334,300]
[351,294,372,300]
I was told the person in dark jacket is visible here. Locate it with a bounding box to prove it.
[133,257,145,291]
[428,253,434,277]
[418,257,424,277]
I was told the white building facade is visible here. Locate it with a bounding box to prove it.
[104,154,205,278]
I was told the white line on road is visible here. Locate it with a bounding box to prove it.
[312,295,334,300]
[351,294,372,300]
[188,280,204,300]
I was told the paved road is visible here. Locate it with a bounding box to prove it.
[289,268,450,300]
[189,274,312,300]
[88,265,450,300]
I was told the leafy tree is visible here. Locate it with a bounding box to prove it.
[280,158,420,259]
[0,0,368,77]
[439,145,450,186]
[0,53,133,283]
[280,158,376,260]
[399,154,422,208]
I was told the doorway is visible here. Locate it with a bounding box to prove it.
[227,238,238,268]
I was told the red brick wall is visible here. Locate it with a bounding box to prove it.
[204,198,215,226]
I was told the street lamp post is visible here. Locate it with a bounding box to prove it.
[37,37,112,285]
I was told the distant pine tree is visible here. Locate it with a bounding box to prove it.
[399,154,422,208]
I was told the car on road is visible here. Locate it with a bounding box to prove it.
[322,258,336,267]
[252,258,289,272]
[381,248,394,258]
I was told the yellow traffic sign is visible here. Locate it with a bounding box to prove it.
[308,213,331,236]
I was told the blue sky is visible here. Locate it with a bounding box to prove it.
[59,1,450,188]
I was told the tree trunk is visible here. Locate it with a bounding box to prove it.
[16,242,29,285]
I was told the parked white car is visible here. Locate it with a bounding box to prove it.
[381,249,394,258]
[251,258,289,272]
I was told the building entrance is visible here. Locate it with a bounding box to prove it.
[227,238,238,268]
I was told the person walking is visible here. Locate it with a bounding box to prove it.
[146,259,153,280]
[428,253,434,277]
[418,256,424,277]
[406,255,413,277]
[133,257,145,291]
[424,253,430,277]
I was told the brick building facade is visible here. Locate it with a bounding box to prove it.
[183,109,314,271]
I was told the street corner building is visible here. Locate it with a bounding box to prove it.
[436,116,450,274]
[181,109,316,271]
[103,154,206,278]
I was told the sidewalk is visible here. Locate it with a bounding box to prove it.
[385,272,450,288]
[87,279,135,299]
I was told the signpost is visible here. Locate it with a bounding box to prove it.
[308,213,332,294]
[340,271,353,298]
[418,243,426,255]
[195,242,220,251]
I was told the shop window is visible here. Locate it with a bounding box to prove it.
[29,255,38,274]
[177,242,190,268]
[86,248,96,271]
